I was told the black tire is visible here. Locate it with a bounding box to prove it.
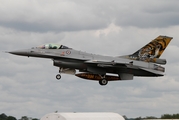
[56,74,61,80]
[99,79,108,86]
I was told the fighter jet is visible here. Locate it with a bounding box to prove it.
[8,36,172,85]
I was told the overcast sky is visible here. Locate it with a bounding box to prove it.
[1,0,179,119]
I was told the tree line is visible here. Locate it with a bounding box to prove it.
[124,113,179,120]
[0,113,39,120]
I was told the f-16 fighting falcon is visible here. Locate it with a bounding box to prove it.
[8,36,172,85]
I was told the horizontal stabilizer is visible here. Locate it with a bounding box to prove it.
[139,68,164,76]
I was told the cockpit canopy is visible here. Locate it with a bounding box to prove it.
[37,44,71,49]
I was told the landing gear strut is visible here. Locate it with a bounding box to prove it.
[56,67,62,80]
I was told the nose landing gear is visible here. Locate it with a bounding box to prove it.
[56,67,62,80]
[56,74,61,80]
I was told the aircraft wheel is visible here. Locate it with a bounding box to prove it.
[99,79,108,86]
[56,74,61,80]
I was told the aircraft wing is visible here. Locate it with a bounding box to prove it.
[84,60,130,68]
[84,60,164,76]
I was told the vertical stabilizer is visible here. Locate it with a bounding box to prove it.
[120,36,172,64]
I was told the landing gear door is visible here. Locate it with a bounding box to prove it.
[119,73,133,80]
[60,68,76,75]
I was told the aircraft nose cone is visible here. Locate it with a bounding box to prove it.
[8,49,30,56]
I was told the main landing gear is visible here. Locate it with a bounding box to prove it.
[99,75,108,86]
[99,79,108,86]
